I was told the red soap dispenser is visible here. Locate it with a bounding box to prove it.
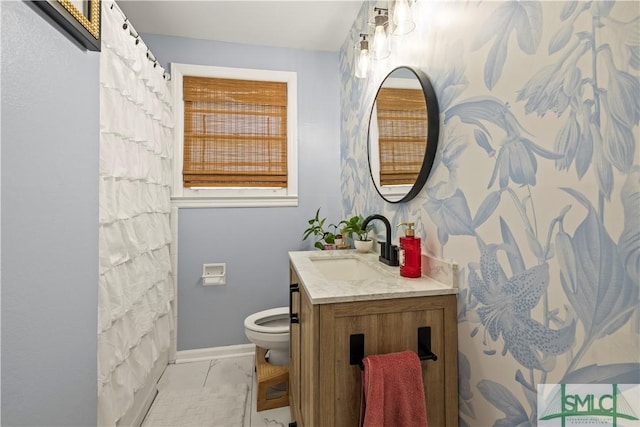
[398,222,421,278]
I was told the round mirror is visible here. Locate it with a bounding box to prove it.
[367,66,440,203]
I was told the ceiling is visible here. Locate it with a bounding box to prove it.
[117,1,366,52]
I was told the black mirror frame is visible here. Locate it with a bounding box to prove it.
[367,66,440,204]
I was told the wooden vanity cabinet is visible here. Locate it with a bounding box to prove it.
[289,266,459,427]
[289,269,317,427]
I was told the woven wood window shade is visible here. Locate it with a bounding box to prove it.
[183,76,288,187]
[376,87,427,186]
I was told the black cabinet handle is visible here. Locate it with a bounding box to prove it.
[289,283,300,324]
[418,326,438,361]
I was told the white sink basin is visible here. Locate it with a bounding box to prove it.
[309,256,381,281]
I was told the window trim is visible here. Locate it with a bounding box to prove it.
[171,63,298,208]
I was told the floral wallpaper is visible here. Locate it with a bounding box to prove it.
[339,1,639,425]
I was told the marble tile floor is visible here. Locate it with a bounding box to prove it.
[142,353,292,427]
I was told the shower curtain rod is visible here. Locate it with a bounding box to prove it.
[109,2,171,80]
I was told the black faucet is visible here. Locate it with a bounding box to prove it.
[361,214,399,266]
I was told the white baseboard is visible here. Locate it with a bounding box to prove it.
[175,343,255,364]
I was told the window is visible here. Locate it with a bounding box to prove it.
[171,63,298,207]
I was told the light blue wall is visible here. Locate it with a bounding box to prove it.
[142,34,342,350]
[1,2,99,425]
[340,1,639,425]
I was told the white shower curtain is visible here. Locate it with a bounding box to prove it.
[97,2,175,425]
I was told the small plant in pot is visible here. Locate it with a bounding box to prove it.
[339,215,375,252]
[303,208,339,250]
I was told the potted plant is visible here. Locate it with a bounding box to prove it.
[339,215,375,252]
[303,208,339,250]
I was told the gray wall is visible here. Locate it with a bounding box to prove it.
[142,34,343,350]
[1,2,98,425]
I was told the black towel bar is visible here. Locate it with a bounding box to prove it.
[350,327,438,370]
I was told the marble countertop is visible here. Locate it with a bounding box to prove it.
[289,250,458,305]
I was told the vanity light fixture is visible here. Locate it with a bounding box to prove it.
[371,7,390,60]
[389,0,416,35]
[355,33,371,78]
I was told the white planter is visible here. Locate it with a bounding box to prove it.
[354,239,373,253]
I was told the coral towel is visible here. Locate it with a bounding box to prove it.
[359,350,428,427]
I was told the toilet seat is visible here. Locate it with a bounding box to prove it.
[244,307,289,334]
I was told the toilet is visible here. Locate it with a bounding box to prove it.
[244,307,290,366]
